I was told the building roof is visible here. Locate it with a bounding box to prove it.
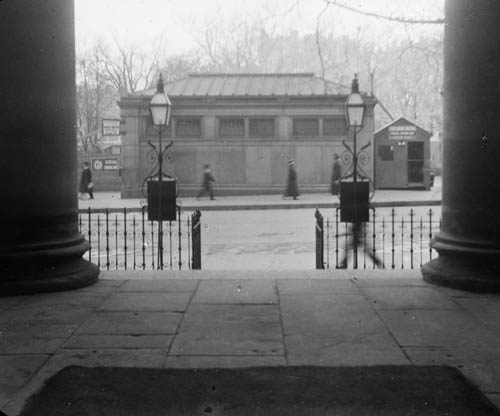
[137,73,352,98]
[374,116,432,137]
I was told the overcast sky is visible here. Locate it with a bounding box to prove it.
[75,0,444,55]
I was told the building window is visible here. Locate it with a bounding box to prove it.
[219,118,245,137]
[323,117,348,136]
[293,118,319,137]
[378,145,394,161]
[249,118,275,137]
[175,118,201,137]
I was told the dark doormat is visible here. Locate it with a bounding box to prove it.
[19,365,500,416]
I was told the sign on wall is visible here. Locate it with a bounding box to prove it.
[389,125,417,140]
[92,158,120,171]
[102,119,121,136]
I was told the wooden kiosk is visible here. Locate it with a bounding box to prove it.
[374,117,432,189]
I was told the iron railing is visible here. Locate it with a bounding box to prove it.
[78,207,202,270]
[315,208,441,269]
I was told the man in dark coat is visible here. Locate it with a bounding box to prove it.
[284,159,299,200]
[197,164,216,200]
[79,161,93,199]
[330,153,342,196]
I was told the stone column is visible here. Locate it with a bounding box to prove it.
[422,0,500,291]
[0,0,99,294]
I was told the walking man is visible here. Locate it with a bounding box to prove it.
[79,161,94,199]
[284,159,299,200]
[197,164,216,200]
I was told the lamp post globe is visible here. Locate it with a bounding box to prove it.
[345,74,366,130]
[150,74,172,127]
[345,74,366,184]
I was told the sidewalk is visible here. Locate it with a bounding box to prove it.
[79,177,442,211]
[1,269,500,415]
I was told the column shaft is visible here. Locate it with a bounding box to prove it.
[0,0,99,294]
[422,0,500,291]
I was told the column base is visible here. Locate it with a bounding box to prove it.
[0,258,99,296]
[0,234,100,296]
[422,256,500,293]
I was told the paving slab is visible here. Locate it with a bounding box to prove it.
[62,334,172,349]
[118,279,199,292]
[0,297,23,313]
[277,278,359,295]
[404,346,500,393]
[352,274,430,288]
[97,292,192,312]
[75,311,182,335]
[0,323,77,354]
[379,309,500,348]
[0,305,95,325]
[285,333,410,366]
[164,355,287,368]
[279,293,378,335]
[453,296,500,336]
[280,294,408,365]
[359,286,459,310]
[192,279,277,304]
[0,355,48,408]
[170,304,283,355]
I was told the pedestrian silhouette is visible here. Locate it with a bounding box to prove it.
[338,216,383,269]
[284,159,299,200]
[330,153,342,196]
[197,164,216,200]
[79,161,94,199]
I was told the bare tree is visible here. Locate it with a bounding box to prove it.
[96,36,166,95]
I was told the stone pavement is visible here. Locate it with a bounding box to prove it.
[2,268,500,415]
[79,177,442,211]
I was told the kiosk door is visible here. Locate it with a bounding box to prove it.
[376,144,406,188]
[407,141,424,185]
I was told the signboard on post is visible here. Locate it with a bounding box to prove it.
[102,119,121,136]
[340,181,370,223]
[92,158,120,171]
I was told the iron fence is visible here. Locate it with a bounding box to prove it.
[78,207,202,270]
[315,208,441,270]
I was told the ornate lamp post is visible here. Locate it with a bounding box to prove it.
[342,74,368,269]
[148,74,173,269]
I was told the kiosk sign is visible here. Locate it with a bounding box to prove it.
[389,125,417,140]
[102,119,121,136]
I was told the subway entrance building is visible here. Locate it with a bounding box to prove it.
[374,117,432,190]
[118,73,376,198]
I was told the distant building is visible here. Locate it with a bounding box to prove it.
[118,73,376,197]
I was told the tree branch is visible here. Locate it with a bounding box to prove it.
[315,2,329,84]
[323,0,444,24]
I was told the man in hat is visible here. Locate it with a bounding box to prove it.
[284,159,299,200]
[330,153,342,196]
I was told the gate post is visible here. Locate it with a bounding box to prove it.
[315,209,325,269]
[191,209,202,270]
